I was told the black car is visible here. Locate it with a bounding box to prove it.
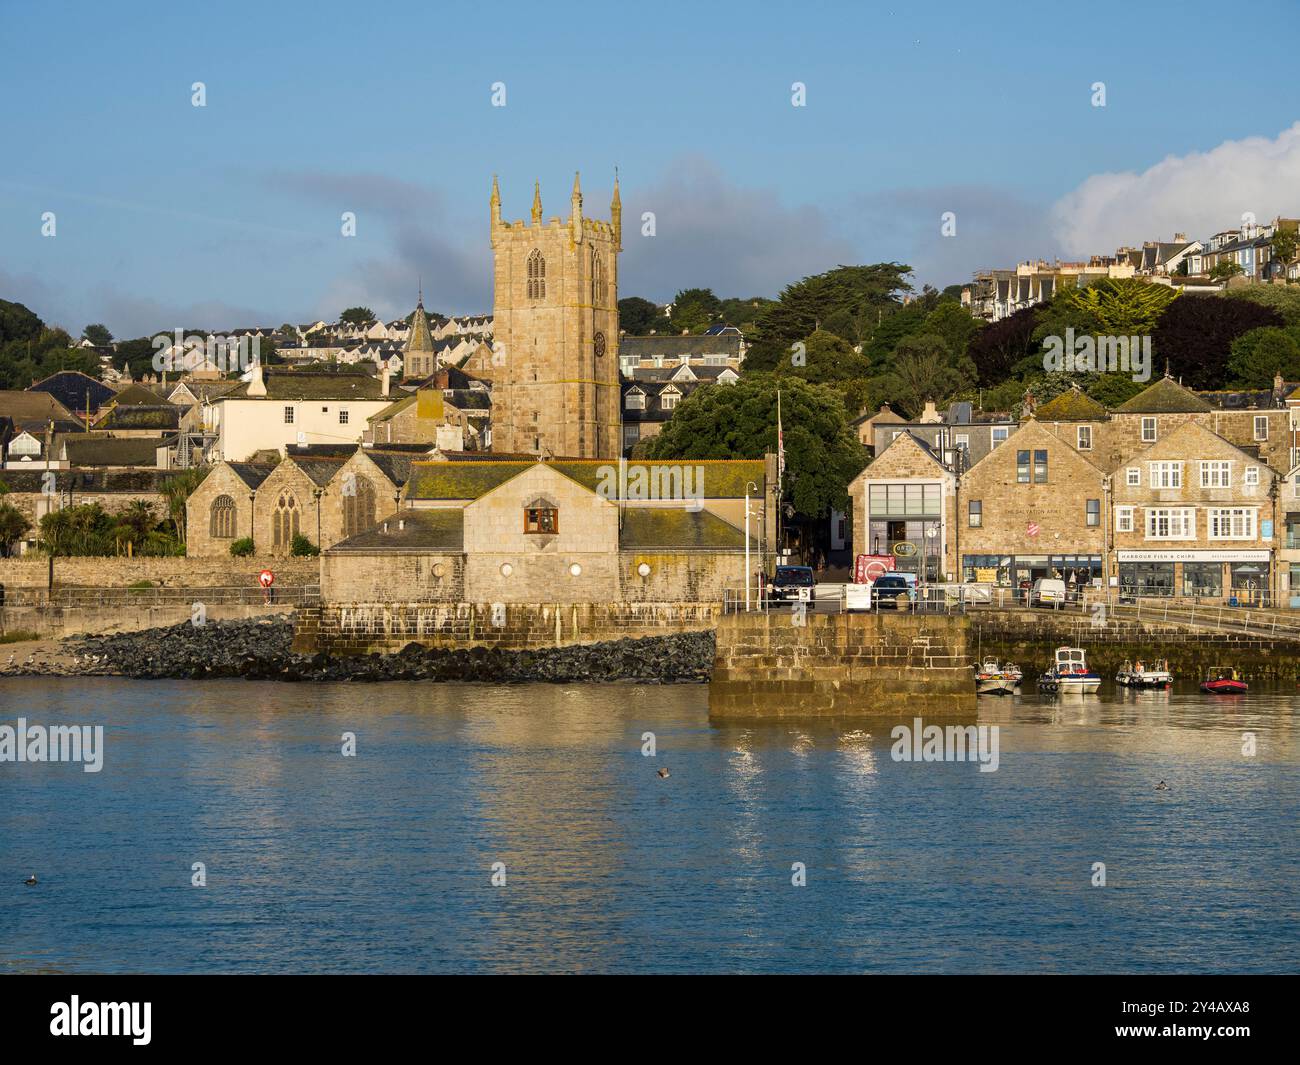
[871,574,913,609]
[769,565,816,603]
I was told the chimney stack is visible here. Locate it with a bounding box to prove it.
[247,359,267,397]
[381,360,391,398]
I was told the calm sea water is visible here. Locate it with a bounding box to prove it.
[0,677,1296,974]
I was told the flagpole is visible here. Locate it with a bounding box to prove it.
[776,389,784,564]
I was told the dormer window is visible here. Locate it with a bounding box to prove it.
[625,390,645,410]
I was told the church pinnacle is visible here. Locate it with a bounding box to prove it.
[532,180,543,224]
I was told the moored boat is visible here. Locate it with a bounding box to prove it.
[1201,667,1248,695]
[974,656,1014,695]
[1116,657,1173,690]
[1038,646,1101,695]
[1002,662,1023,687]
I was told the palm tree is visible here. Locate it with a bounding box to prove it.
[161,467,207,549]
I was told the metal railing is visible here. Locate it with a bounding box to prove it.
[724,583,1300,642]
[0,585,321,609]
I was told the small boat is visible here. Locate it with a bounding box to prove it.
[1116,657,1173,690]
[974,657,1014,695]
[1037,646,1101,695]
[1002,662,1024,687]
[1201,667,1248,695]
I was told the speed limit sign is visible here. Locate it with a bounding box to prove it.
[258,569,274,588]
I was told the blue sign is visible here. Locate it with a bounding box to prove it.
[1262,519,1273,539]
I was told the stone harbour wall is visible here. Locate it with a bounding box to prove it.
[0,555,319,589]
[294,600,724,654]
[710,611,975,717]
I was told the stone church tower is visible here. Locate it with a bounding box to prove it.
[489,172,622,458]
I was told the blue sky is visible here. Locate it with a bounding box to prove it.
[2,0,1298,337]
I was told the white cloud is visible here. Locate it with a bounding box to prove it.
[1051,122,1300,253]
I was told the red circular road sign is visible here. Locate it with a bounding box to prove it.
[258,569,275,588]
[864,560,889,581]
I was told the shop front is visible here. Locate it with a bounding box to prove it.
[962,554,1103,590]
[1115,550,1272,605]
[866,482,945,582]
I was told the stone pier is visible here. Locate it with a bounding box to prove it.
[709,611,975,718]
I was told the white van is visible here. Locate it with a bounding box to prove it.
[1031,577,1067,609]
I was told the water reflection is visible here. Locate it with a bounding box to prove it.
[0,678,1295,974]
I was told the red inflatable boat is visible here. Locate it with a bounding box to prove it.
[1201,667,1248,695]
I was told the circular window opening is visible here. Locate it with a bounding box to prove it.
[500,563,513,577]
[569,563,582,577]
[431,563,445,579]
[637,562,651,577]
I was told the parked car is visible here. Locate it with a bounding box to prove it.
[770,565,816,603]
[1031,577,1067,609]
[872,573,916,609]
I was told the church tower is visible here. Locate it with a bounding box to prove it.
[489,172,622,458]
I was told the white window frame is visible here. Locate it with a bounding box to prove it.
[1244,466,1260,487]
[284,406,295,424]
[1077,425,1092,450]
[1141,416,1157,442]
[1126,467,1140,487]
[338,409,349,425]
[1207,507,1257,540]
[991,427,1009,447]
[1116,506,1134,533]
[1199,461,1231,488]
[1145,507,1196,540]
[1149,461,1182,489]
[1254,415,1269,441]
[625,391,645,411]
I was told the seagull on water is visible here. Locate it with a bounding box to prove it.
[657,768,670,779]
[24,875,37,886]
[1155,780,1169,791]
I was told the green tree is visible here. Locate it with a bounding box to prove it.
[667,288,722,334]
[160,467,208,548]
[1227,326,1300,388]
[644,374,868,520]
[746,264,914,370]
[921,301,982,363]
[290,533,320,557]
[1057,276,1177,334]
[617,296,664,335]
[339,306,376,327]
[1210,261,1244,281]
[1226,284,1300,327]
[873,334,974,418]
[82,323,113,346]
[1270,227,1298,267]
[0,501,30,556]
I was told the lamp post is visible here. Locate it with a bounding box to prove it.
[745,480,758,611]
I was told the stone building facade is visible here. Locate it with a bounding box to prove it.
[957,419,1108,587]
[488,174,622,459]
[321,457,771,606]
[1110,420,1276,603]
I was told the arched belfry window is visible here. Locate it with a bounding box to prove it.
[210,494,237,538]
[591,249,603,304]
[527,249,546,299]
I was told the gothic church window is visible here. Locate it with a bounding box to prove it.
[527,249,546,299]
[210,494,237,538]
[273,492,300,548]
[591,250,603,304]
[342,477,376,538]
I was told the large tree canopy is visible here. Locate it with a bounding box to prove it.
[744,263,913,371]
[1152,296,1283,388]
[644,374,867,519]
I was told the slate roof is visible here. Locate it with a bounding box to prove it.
[227,462,276,489]
[1114,376,1213,414]
[327,507,463,553]
[228,369,386,401]
[1195,386,1297,410]
[288,457,348,487]
[0,468,183,493]
[619,508,751,549]
[111,383,168,406]
[29,371,116,415]
[405,458,766,501]
[405,302,436,353]
[366,451,419,487]
[1033,388,1108,421]
[62,436,161,467]
[619,334,743,359]
[95,404,182,430]
[0,389,83,431]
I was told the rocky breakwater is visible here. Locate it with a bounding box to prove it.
[14,615,715,683]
